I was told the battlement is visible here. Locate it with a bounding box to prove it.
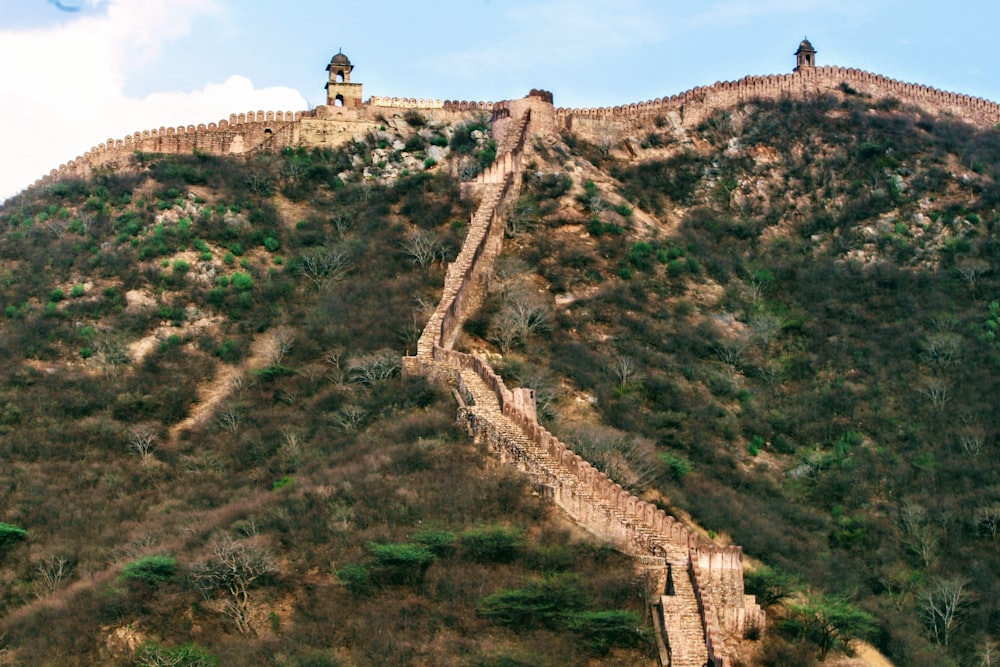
[20,43,998,203]
[556,65,999,129]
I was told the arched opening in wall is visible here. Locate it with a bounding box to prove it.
[334,95,345,107]
[264,128,273,136]
[336,71,345,83]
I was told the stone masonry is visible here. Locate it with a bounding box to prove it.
[403,93,764,667]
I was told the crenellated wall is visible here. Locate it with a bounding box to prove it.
[404,96,763,666]
[25,63,996,202]
[32,110,305,189]
[556,65,1000,130]
[369,96,445,109]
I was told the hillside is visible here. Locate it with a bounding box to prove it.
[0,70,999,667]
[485,94,1000,666]
[0,116,656,666]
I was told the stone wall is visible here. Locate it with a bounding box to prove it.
[557,65,1000,131]
[32,110,305,189]
[405,97,763,666]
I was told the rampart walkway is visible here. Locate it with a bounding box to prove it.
[403,96,763,666]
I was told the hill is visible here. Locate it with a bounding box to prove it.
[1,54,1000,666]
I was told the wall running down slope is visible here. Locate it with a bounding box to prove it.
[21,61,1000,664]
[403,93,763,667]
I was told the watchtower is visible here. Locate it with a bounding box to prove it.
[794,38,817,71]
[325,49,363,107]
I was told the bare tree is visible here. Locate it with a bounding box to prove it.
[402,230,443,268]
[920,333,962,371]
[488,313,520,354]
[921,576,968,646]
[230,372,255,394]
[749,311,783,350]
[957,260,989,294]
[323,348,346,385]
[277,431,304,473]
[216,407,242,434]
[127,426,158,460]
[488,258,531,299]
[713,336,750,368]
[246,173,274,197]
[612,354,644,392]
[919,377,951,408]
[95,339,131,378]
[331,405,367,432]
[331,210,354,236]
[348,350,401,385]
[279,160,306,186]
[267,326,295,366]
[190,538,276,635]
[569,426,658,493]
[959,432,985,458]
[298,247,352,290]
[33,554,73,598]
[974,503,1000,538]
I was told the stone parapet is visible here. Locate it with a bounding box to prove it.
[555,66,1000,130]
[408,94,762,666]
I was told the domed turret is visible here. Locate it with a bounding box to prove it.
[325,49,363,107]
[794,38,817,71]
[330,51,351,67]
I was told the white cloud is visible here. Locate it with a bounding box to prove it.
[0,0,307,200]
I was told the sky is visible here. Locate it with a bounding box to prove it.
[0,0,997,200]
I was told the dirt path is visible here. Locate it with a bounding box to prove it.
[168,331,276,444]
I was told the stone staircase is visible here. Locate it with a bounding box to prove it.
[403,96,763,666]
[661,567,711,667]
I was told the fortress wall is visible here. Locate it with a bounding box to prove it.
[556,66,1000,130]
[407,103,759,660]
[369,96,445,109]
[33,110,305,190]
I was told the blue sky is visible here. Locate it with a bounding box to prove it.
[1,0,997,199]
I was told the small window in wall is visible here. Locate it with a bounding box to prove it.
[264,128,273,136]
[336,71,345,83]
[334,95,345,107]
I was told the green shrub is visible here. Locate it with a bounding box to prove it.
[461,525,525,563]
[120,554,177,585]
[744,566,798,608]
[294,651,343,667]
[172,259,190,275]
[412,529,457,556]
[403,110,426,127]
[0,522,26,550]
[69,284,86,298]
[50,288,65,302]
[264,236,280,252]
[658,452,692,480]
[367,542,436,585]
[336,563,371,595]
[478,575,586,629]
[368,542,436,569]
[134,641,219,667]
[231,272,254,291]
[564,610,646,653]
[223,251,235,266]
